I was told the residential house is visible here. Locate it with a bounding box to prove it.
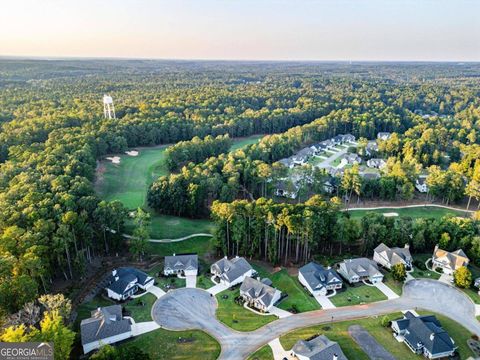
[366,158,386,169]
[291,335,348,360]
[344,153,361,165]
[365,141,379,156]
[164,254,198,276]
[337,258,384,284]
[415,175,428,193]
[332,135,343,145]
[475,277,480,289]
[211,256,253,286]
[80,305,132,354]
[293,148,315,166]
[391,311,456,359]
[298,262,343,296]
[432,245,469,275]
[377,132,392,141]
[340,134,356,143]
[240,277,281,312]
[279,157,295,169]
[275,180,299,199]
[374,243,413,270]
[105,267,154,301]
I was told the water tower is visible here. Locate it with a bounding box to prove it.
[103,94,116,119]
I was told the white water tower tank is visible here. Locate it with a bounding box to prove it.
[103,94,116,119]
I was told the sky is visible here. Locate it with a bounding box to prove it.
[1,0,479,61]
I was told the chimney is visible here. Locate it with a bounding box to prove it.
[224,256,227,259]
[173,253,176,256]
[112,269,117,276]
[333,354,338,360]
[404,244,410,249]
[434,244,439,253]
[430,333,435,341]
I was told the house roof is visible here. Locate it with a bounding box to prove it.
[80,305,131,345]
[340,258,383,279]
[164,254,198,272]
[292,335,348,360]
[299,262,343,291]
[374,243,412,266]
[393,311,455,356]
[432,247,469,271]
[106,267,153,295]
[240,277,281,308]
[212,257,252,283]
[276,180,298,192]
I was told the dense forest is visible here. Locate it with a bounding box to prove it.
[1,59,480,324]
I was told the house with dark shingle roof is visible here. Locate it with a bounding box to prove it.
[164,254,198,276]
[374,243,413,270]
[80,305,132,354]
[211,256,253,286]
[105,267,154,301]
[391,311,456,359]
[240,277,281,312]
[291,334,348,360]
[432,245,469,275]
[337,258,384,284]
[275,179,299,199]
[298,262,343,296]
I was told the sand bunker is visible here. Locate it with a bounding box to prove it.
[125,150,139,156]
[106,156,121,164]
[383,212,399,217]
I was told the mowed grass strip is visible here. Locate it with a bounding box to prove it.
[247,345,274,360]
[215,288,277,331]
[253,265,320,313]
[148,236,213,258]
[346,206,468,220]
[330,283,387,307]
[119,328,221,360]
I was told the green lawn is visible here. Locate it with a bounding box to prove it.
[148,235,213,258]
[119,328,220,360]
[346,206,468,220]
[253,265,320,313]
[215,288,277,331]
[229,135,263,152]
[196,273,215,289]
[330,283,387,307]
[410,253,441,280]
[247,345,274,360]
[461,287,480,304]
[382,271,404,295]
[123,293,156,322]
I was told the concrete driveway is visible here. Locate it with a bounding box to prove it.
[314,294,336,309]
[207,283,228,295]
[186,275,197,288]
[374,282,399,299]
[150,279,480,360]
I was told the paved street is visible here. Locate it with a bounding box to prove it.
[151,279,480,360]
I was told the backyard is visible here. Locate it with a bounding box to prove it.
[330,283,387,307]
[215,288,277,331]
[253,265,320,313]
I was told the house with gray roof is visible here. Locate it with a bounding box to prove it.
[278,157,295,169]
[366,158,386,169]
[240,277,281,312]
[298,262,343,296]
[292,147,315,166]
[377,132,392,141]
[80,305,132,354]
[344,153,361,165]
[365,141,379,156]
[211,256,254,287]
[415,175,428,193]
[164,254,198,276]
[291,334,348,360]
[337,258,384,284]
[275,179,299,199]
[391,311,456,359]
[374,243,413,270]
[105,267,154,301]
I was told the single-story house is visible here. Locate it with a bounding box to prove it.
[366,158,386,169]
[377,132,392,141]
[374,243,413,270]
[298,262,343,296]
[275,180,299,199]
[391,311,456,359]
[337,258,384,284]
[291,334,348,360]
[432,245,469,275]
[415,175,428,193]
[211,256,254,287]
[240,277,281,312]
[80,305,132,354]
[164,254,198,276]
[105,267,154,301]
